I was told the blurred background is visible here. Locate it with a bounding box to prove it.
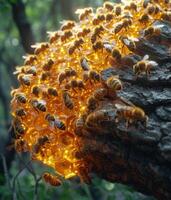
[0,0,155,199]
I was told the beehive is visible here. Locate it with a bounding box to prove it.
[11,0,171,181]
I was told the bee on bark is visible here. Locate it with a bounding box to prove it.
[112,48,122,62]
[120,36,138,52]
[144,26,162,38]
[106,76,123,92]
[43,173,62,186]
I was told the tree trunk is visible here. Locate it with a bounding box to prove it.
[76,20,171,200]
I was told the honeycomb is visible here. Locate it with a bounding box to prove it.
[11,0,170,182]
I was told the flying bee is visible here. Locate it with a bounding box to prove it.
[18,74,31,86]
[31,85,41,97]
[85,110,110,128]
[43,173,62,187]
[12,119,25,138]
[115,6,122,16]
[41,72,51,81]
[15,93,27,104]
[103,1,114,11]
[88,70,101,82]
[112,48,122,61]
[42,59,54,71]
[120,36,138,52]
[87,96,98,111]
[144,26,162,38]
[133,55,158,77]
[32,43,49,55]
[139,13,150,24]
[115,103,148,127]
[47,88,58,97]
[47,31,60,43]
[77,28,91,37]
[62,91,74,109]
[106,76,123,92]
[60,20,75,31]
[61,30,73,42]
[23,55,37,65]
[30,99,47,112]
[33,136,49,154]
[80,57,90,71]
[93,88,108,100]
[92,41,103,51]
[25,66,37,76]
[15,108,26,117]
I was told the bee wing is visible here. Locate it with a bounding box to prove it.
[39,100,47,105]
[148,61,158,66]
[115,103,128,110]
[132,37,139,42]
[154,24,165,28]
[143,54,149,60]
[123,38,130,45]
[75,8,85,14]
[31,43,41,49]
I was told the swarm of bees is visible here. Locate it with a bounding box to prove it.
[11,0,168,185]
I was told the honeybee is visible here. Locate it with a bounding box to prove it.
[62,91,74,109]
[15,108,26,117]
[88,70,101,82]
[115,103,148,127]
[103,1,114,11]
[105,13,114,21]
[23,55,37,65]
[25,66,37,76]
[65,68,77,77]
[97,14,105,21]
[80,57,90,71]
[69,38,84,55]
[15,93,27,104]
[75,114,87,132]
[112,48,122,61]
[32,43,49,55]
[60,20,75,31]
[12,119,25,138]
[93,25,104,38]
[77,166,91,184]
[14,139,28,152]
[92,41,103,51]
[61,30,73,42]
[144,26,162,37]
[87,96,98,111]
[115,6,122,16]
[139,13,150,24]
[143,0,151,8]
[77,28,91,37]
[129,2,137,11]
[40,72,51,81]
[147,5,155,15]
[114,19,132,34]
[161,11,171,22]
[120,36,138,52]
[30,99,47,112]
[18,74,31,86]
[33,136,49,154]
[31,85,41,97]
[76,7,93,21]
[47,31,60,43]
[106,76,122,92]
[133,55,158,77]
[93,88,108,100]
[47,87,58,97]
[85,110,110,128]
[43,173,62,187]
[45,114,66,130]
[103,42,115,53]
[42,59,54,71]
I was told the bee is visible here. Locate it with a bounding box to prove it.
[68,45,76,55]
[105,13,114,21]
[147,5,155,15]
[115,103,148,127]
[93,25,104,38]
[58,71,67,84]
[61,20,75,31]
[103,2,114,11]
[103,42,115,53]
[47,31,60,43]
[45,113,55,122]
[93,88,108,100]
[77,28,91,37]
[25,66,37,76]
[143,0,151,8]
[43,173,62,187]
[18,74,31,86]
[15,108,26,117]
[47,88,58,97]
[32,43,49,55]
[65,68,77,77]
[112,48,122,61]
[92,17,101,25]
[92,41,103,51]
[69,38,84,55]
[77,166,91,184]
[77,7,93,21]
[23,55,37,65]
[87,96,98,111]
[120,36,138,52]
[106,76,123,92]
[75,114,87,132]
[30,99,47,112]
[31,85,41,97]
[115,6,122,16]
[161,11,171,22]
[15,93,27,104]
[12,119,25,138]
[129,2,137,11]
[61,30,73,42]
[62,91,74,109]
[77,80,85,90]
[139,13,150,24]
[85,110,110,128]
[40,72,51,81]
[33,136,49,154]
[97,14,105,21]
[14,139,28,152]
[54,118,66,130]
[42,59,54,71]
[88,70,101,82]
[80,57,90,71]
[133,55,158,77]
[114,19,132,34]
[144,26,161,37]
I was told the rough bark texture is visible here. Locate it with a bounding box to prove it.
[76,20,171,200]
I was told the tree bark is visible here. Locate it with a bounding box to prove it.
[76,20,171,200]
[10,0,35,53]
